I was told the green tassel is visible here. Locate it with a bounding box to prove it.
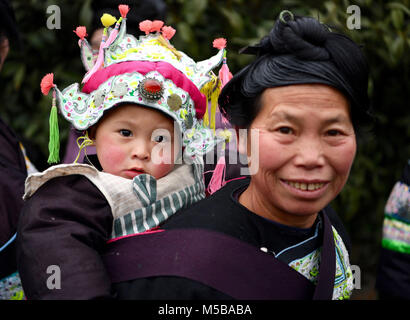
[47,97,60,164]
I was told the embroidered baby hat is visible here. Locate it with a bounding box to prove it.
[40,4,229,164]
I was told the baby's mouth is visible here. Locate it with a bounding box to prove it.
[130,168,144,173]
[123,168,145,179]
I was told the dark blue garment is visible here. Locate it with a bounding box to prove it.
[0,117,27,280]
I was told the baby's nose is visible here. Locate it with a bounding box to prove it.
[131,141,150,160]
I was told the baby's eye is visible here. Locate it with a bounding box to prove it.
[119,129,132,137]
[153,135,166,143]
[277,126,294,134]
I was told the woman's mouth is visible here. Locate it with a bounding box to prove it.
[285,181,325,191]
[280,179,329,198]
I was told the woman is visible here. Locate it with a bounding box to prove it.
[376,159,410,299]
[103,11,371,300]
[0,0,39,300]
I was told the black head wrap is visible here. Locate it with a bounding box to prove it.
[219,11,371,130]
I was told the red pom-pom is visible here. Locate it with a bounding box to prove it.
[73,26,87,40]
[161,26,176,40]
[213,38,226,50]
[139,20,153,35]
[40,73,55,96]
[151,20,164,33]
[118,4,130,18]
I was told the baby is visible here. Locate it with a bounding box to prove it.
[16,4,227,299]
[89,103,178,180]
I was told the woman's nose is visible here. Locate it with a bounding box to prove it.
[294,138,325,169]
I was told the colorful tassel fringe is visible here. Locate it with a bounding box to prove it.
[206,154,226,195]
[40,73,60,164]
[200,74,221,132]
[206,129,232,195]
[48,91,60,164]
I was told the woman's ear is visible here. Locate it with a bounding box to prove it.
[236,124,260,175]
[235,125,247,155]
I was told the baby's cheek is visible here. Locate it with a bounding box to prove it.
[151,163,175,180]
[98,145,127,174]
[152,143,175,164]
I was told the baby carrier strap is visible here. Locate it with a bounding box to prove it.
[103,212,335,300]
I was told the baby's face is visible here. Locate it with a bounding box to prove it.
[93,104,178,180]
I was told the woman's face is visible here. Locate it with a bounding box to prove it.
[242,84,356,227]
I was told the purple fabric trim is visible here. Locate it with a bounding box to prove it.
[313,212,336,299]
[63,127,96,164]
[102,225,336,300]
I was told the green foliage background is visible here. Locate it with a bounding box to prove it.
[1,0,409,298]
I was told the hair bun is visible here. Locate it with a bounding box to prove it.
[258,11,331,61]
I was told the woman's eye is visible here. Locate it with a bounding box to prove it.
[119,129,132,137]
[326,129,342,136]
[277,127,293,134]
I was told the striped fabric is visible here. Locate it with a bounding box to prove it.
[24,157,205,240]
[111,159,205,238]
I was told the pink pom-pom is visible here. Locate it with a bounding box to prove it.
[213,38,226,50]
[40,73,55,95]
[118,4,130,18]
[151,20,164,33]
[139,20,153,35]
[161,26,176,40]
[73,26,87,40]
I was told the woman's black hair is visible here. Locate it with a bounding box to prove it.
[219,11,372,131]
[0,0,20,48]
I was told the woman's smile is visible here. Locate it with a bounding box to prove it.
[280,178,330,199]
